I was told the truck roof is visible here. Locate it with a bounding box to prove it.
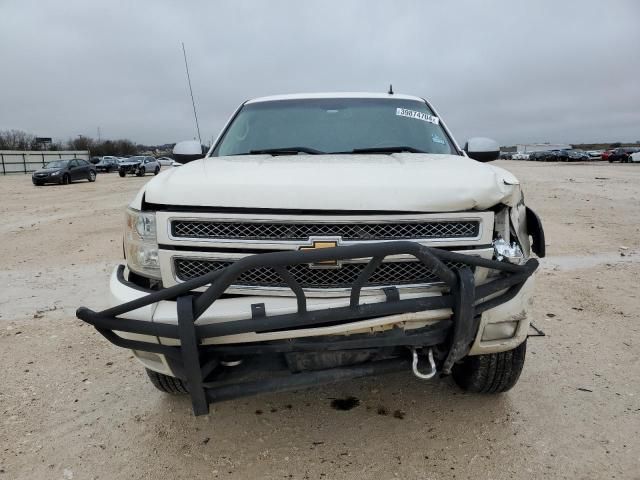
[245,92,426,104]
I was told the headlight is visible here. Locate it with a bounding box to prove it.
[51,171,60,176]
[124,208,160,279]
[493,237,525,265]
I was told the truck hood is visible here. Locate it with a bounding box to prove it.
[138,153,520,212]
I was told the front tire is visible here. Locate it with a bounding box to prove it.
[154,166,160,175]
[119,170,126,177]
[88,170,96,182]
[146,368,188,395]
[136,167,145,177]
[61,173,70,185]
[452,341,526,393]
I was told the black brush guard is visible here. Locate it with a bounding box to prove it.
[77,241,538,415]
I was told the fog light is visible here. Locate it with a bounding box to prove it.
[134,350,163,364]
[481,321,518,341]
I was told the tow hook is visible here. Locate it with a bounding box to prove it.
[411,347,437,380]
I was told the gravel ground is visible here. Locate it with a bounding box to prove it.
[1,161,639,479]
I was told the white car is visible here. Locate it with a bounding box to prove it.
[117,156,161,177]
[631,151,640,162]
[156,157,174,166]
[512,152,530,160]
[77,92,545,416]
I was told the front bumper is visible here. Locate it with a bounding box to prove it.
[77,241,538,415]
[119,164,141,173]
[32,173,59,184]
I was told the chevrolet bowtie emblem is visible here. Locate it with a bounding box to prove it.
[299,241,339,267]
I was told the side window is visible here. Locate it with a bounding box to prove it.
[78,160,88,167]
[69,160,78,168]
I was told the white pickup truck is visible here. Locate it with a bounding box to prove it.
[78,92,545,416]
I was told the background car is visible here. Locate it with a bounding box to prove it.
[95,157,120,172]
[118,156,161,177]
[156,157,173,166]
[630,151,640,163]
[608,148,636,163]
[512,152,530,160]
[553,150,571,161]
[567,150,590,161]
[587,150,603,159]
[530,151,556,161]
[32,159,96,185]
[601,150,614,161]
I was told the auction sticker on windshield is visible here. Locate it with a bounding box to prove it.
[396,108,440,125]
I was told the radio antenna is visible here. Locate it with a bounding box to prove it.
[181,42,202,145]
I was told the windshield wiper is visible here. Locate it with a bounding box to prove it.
[248,147,325,155]
[349,146,427,154]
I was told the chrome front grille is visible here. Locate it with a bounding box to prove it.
[174,257,470,289]
[171,219,480,241]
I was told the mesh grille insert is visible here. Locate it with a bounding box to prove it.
[174,257,470,289]
[171,220,480,241]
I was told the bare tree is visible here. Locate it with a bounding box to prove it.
[0,129,37,150]
[1,129,141,156]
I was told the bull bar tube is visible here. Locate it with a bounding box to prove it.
[76,241,538,416]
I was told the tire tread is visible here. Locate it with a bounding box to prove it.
[452,341,526,394]
[146,368,188,395]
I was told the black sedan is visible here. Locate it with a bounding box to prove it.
[95,157,120,172]
[567,150,590,161]
[32,159,96,185]
[530,151,556,162]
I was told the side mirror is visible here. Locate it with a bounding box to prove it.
[464,137,500,162]
[172,140,205,164]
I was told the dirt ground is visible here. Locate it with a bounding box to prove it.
[1,161,639,480]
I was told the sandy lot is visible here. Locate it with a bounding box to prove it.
[1,161,639,479]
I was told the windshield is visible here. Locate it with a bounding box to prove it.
[212,98,457,156]
[45,160,68,169]
[127,156,145,162]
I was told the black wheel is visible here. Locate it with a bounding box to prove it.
[154,166,160,175]
[119,170,126,177]
[88,170,96,182]
[145,368,188,394]
[452,341,526,393]
[61,173,70,185]
[136,167,145,177]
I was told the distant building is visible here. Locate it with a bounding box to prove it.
[517,143,572,153]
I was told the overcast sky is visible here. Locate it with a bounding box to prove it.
[1,0,639,146]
